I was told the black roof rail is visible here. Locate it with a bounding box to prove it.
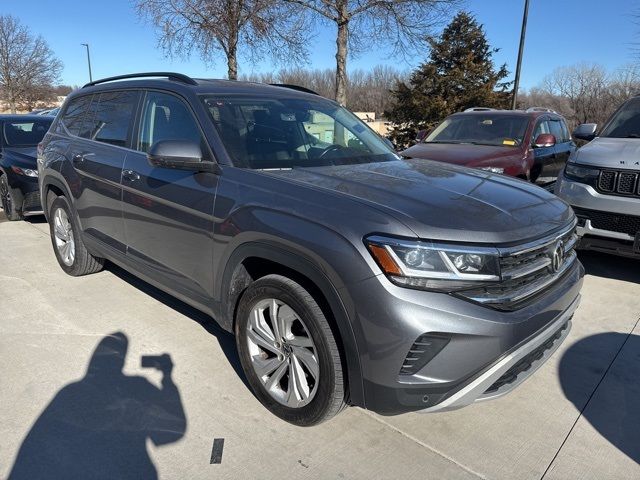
[83,72,198,88]
[269,83,319,96]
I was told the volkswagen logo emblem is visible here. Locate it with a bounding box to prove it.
[551,240,565,273]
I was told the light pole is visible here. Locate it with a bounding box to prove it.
[512,0,530,110]
[81,43,93,83]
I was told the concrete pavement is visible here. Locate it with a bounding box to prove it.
[1,215,639,479]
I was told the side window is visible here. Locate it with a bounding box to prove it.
[549,120,564,143]
[137,91,205,155]
[560,120,571,142]
[533,120,550,143]
[57,95,92,136]
[83,91,138,147]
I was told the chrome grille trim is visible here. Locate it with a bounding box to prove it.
[458,220,579,310]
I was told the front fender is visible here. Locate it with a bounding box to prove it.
[219,240,366,408]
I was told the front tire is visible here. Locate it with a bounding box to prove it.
[235,274,346,426]
[48,196,104,276]
[0,174,23,221]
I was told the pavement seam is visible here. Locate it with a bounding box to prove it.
[360,410,488,480]
[540,315,640,480]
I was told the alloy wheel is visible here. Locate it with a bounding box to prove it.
[53,207,76,266]
[246,298,319,408]
[0,177,11,213]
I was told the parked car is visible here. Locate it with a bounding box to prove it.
[403,108,575,184]
[0,115,53,220]
[555,96,640,258]
[39,73,584,426]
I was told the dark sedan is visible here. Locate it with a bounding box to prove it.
[0,115,53,220]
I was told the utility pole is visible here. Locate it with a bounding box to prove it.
[512,0,530,110]
[81,43,93,83]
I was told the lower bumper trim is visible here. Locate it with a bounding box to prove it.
[418,294,580,413]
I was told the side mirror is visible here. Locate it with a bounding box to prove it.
[533,133,556,148]
[573,123,598,141]
[147,140,218,173]
[415,129,428,143]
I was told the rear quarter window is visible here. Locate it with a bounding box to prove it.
[58,95,93,137]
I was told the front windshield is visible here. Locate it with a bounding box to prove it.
[600,97,640,138]
[425,114,529,147]
[3,119,52,147]
[202,95,398,169]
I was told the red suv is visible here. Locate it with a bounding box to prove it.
[403,108,575,184]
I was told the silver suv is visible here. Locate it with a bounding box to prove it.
[556,96,640,258]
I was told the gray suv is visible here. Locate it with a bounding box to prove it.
[38,73,584,426]
[556,96,640,258]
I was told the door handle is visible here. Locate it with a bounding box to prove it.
[122,169,140,182]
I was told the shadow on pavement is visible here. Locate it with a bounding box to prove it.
[8,332,186,480]
[106,263,249,390]
[559,332,640,465]
[24,214,47,224]
[578,250,640,283]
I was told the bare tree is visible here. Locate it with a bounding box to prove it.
[240,64,406,112]
[135,0,309,80]
[0,15,62,113]
[280,0,459,105]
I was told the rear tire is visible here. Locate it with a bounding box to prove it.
[235,274,346,426]
[0,174,23,221]
[48,196,104,276]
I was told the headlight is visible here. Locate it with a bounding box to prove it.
[564,162,599,181]
[11,166,38,177]
[365,236,500,291]
[478,166,504,174]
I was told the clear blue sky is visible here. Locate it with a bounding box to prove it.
[2,0,638,89]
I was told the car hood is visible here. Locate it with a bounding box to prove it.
[266,159,573,244]
[1,146,37,168]
[573,137,640,170]
[401,143,523,166]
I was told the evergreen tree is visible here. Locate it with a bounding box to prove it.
[386,12,512,147]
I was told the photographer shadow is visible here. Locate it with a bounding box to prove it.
[8,332,186,480]
[559,332,640,464]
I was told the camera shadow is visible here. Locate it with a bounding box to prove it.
[8,332,186,480]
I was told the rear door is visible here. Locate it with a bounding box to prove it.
[65,90,139,252]
[121,90,218,305]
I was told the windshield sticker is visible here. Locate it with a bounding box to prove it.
[502,139,516,146]
[280,113,296,121]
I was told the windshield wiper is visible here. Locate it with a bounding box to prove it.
[625,134,640,138]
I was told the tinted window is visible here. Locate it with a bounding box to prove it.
[83,91,137,147]
[560,120,571,142]
[549,120,564,142]
[203,95,397,169]
[137,91,204,154]
[3,119,53,146]
[426,114,530,147]
[533,120,550,142]
[59,95,92,136]
[600,97,640,138]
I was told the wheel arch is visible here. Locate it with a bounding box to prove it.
[41,176,72,222]
[220,242,365,407]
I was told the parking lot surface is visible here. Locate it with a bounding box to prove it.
[1,214,639,479]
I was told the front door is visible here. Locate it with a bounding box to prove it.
[121,90,218,304]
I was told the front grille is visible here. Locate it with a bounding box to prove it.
[573,207,640,237]
[484,321,569,394]
[22,191,41,210]
[460,221,578,310]
[596,170,640,197]
[598,170,616,191]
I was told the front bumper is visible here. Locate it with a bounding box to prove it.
[6,170,42,215]
[555,173,640,257]
[346,257,584,415]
